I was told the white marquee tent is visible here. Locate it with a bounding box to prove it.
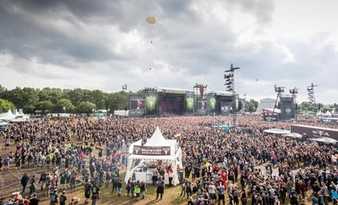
[283,132,303,139]
[0,110,30,122]
[263,128,291,135]
[310,137,337,144]
[0,110,16,121]
[125,127,182,185]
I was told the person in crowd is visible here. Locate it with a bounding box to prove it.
[91,184,100,205]
[156,177,165,200]
[29,194,39,205]
[59,191,67,205]
[20,173,29,194]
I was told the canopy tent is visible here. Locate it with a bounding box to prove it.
[263,128,291,135]
[283,132,303,139]
[0,110,30,122]
[310,137,337,144]
[125,127,182,185]
[0,120,8,130]
[0,110,16,121]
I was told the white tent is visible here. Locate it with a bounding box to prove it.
[125,127,182,185]
[0,120,8,126]
[0,110,30,122]
[0,110,16,121]
[310,137,337,144]
[283,132,303,139]
[263,128,290,135]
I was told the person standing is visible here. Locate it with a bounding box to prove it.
[21,173,29,194]
[29,194,39,205]
[140,181,146,199]
[240,188,248,205]
[156,178,165,200]
[91,184,100,205]
[84,181,92,203]
[39,172,47,191]
[50,189,58,205]
[29,175,36,195]
[116,178,122,196]
[59,191,67,205]
[217,183,225,205]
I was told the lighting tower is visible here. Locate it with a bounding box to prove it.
[289,87,298,120]
[273,85,285,114]
[307,83,317,104]
[224,64,240,127]
[193,83,208,113]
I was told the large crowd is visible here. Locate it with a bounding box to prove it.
[0,115,337,205]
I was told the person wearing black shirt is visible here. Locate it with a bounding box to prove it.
[156,178,165,200]
[91,185,100,205]
[30,194,39,205]
[84,182,92,201]
[21,173,29,194]
[59,191,67,205]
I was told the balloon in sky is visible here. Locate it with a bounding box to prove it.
[145,16,157,72]
[146,16,156,24]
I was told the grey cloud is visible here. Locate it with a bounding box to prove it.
[0,2,124,71]
[5,0,338,103]
[223,0,275,25]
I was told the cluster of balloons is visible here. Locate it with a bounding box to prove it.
[145,16,157,72]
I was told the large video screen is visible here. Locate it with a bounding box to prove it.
[216,96,234,114]
[185,97,194,112]
[159,94,185,115]
[145,96,157,113]
[208,97,216,110]
[130,99,144,110]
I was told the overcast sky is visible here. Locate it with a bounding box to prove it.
[0,0,337,103]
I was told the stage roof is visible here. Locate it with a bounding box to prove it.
[157,87,193,94]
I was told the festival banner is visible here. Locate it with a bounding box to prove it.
[133,145,171,156]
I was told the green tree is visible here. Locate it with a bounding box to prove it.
[107,92,128,112]
[38,88,64,104]
[22,87,39,113]
[91,90,107,109]
[77,101,96,113]
[0,99,15,113]
[0,84,7,96]
[55,98,75,113]
[246,99,258,113]
[2,87,25,108]
[35,100,54,113]
[299,101,316,113]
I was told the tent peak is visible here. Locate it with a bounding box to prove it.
[145,126,167,146]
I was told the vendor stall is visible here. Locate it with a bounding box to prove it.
[125,127,183,185]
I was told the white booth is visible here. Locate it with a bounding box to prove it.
[125,127,183,185]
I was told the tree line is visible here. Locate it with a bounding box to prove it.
[0,85,128,114]
[3,84,334,115]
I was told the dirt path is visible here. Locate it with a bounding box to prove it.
[39,185,187,205]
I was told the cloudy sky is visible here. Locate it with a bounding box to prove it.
[0,0,337,103]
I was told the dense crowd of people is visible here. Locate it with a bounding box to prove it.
[0,115,337,205]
